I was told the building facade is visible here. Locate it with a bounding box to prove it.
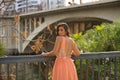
[4,4,16,16]
[1,0,100,15]
[0,0,15,16]
[16,0,41,13]
[16,0,81,14]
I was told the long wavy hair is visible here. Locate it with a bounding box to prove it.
[56,22,70,37]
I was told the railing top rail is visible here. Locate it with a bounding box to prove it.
[0,51,120,64]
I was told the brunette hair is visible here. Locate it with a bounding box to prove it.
[56,22,70,36]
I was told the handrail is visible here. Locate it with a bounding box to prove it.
[0,51,120,63]
[0,51,120,80]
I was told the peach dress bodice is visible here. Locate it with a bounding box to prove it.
[56,36,73,58]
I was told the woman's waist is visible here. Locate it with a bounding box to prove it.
[57,51,72,57]
[56,56,72,60]
[55,56,74,62]
[56,54,71,58]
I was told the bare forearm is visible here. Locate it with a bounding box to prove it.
[47,51,55,56]
[42,51,55,56]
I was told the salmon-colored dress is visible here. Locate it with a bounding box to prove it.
[52,37,78,80]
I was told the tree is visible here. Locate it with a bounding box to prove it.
[72,20,120,52]
[0,43,4,56]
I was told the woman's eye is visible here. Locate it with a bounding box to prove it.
[59,29,62,31]
[61,29,63,31]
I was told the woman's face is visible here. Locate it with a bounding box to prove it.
[58,26,66,36]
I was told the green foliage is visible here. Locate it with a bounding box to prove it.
[72,20,120,52]
[72,20,120,80]
[71,32,82,41]
[0,43,4,57]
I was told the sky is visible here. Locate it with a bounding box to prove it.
[37,0,99,4]
[65,0,99,6]
[81,0,99,3]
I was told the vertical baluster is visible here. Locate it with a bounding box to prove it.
[86,59,88,80]
[46,61,49,80]
[7,64,10,80]
[29,18,32,34]
[80,59,82,80]
[38,62,41,80]
[25,18,28,37]
[92,59,94,80]
[119,57,120,79]
[38,17,41,26]
[23,63,26,80]
[114,57,117,80]
[0,64,1,73]
[103,58,106,80]
[109,58,112,80]
[31,63,34,80]
[0,64,1,80]
[33,17,36,30]
[15,63,18,80]
[98,58,100,80]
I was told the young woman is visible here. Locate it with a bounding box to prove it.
[41,22,80,80]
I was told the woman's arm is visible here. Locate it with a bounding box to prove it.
[72,40,80,56]
[41,36,62,56]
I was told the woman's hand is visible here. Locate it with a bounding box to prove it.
[41,52,48,56]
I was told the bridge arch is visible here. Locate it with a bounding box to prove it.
[22,0,120,52]
[23,16,111,52]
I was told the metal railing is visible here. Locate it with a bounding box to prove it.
[0,51,120,80]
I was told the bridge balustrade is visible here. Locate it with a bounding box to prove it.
[0,51,120,80]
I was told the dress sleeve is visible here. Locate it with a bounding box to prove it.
[72,40,80,56]
[46,36,62,56]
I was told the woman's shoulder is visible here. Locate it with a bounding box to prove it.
[56,36,74,41]
[56,36,63,39]
[68,37,74,41]
[68,37,75,44]
[56,36,69,42]
[57,36,68,39]
[55,36,64,42]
